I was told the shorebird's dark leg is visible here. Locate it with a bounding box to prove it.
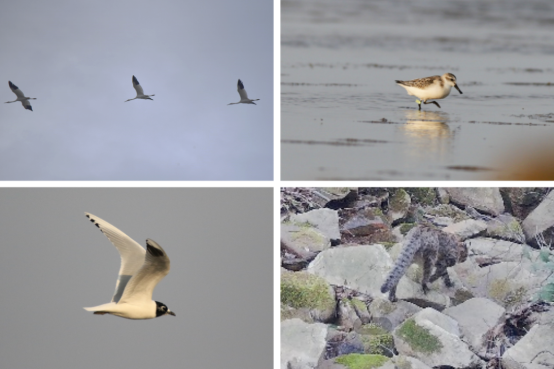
[416,99,422,110]
[424,101,441,109]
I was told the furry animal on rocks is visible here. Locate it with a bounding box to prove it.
[380,226,468,302]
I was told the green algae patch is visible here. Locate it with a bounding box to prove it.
[399,223,416,235]
[281,271,335,310]
[335,353,388,369]
[389,189,410,210]
[397,319,442,354]
[289,227,329,251]
[405,188,436,206]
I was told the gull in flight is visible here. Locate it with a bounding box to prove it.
[125,75,155,102]
[5,81,36,111]
[83,212,175,319]
[228,79,259,105]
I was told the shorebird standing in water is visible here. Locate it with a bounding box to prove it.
[395,73,462,110]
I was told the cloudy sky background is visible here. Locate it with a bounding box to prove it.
[0,0,273,180]
[0,188,272,368]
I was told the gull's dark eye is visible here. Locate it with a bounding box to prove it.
[163,306,167,311]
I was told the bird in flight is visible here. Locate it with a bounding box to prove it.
[83,212,175,320]
[228,79,259,105]
[125,75,155,102]
[5,81,36,111]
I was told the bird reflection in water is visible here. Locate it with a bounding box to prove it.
[399,110,455,160]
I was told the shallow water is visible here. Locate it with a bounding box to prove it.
[282,0,554,180]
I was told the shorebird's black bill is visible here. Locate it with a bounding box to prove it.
[454,84,463,94]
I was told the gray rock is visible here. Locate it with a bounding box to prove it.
[393,308,483,368]
[369,298,422,332]
[503,324,554,369]
[443,219,487,239]
[522,190,554,246]
[443,298,505,356]
[467,238,537,265]
[500,188,548,219]
[282,223,331,254]
[281,319,328,369]
[436,188,450,204]
[291,208,341,244]
[281,270,336,323]
[337,298,363,331]
[389,189,412,222]
[341,211,388,238]
[307,245,391,297]
[486,214,525,243]
[445,188,505,216]
[455,259,537,308]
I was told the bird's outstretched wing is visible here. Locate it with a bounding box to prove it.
[21,100,32,111]
[9,81,25,99]
[85,212,146,303]
[132,75,145,96]
[237,79,249,100]
[119,239,170,305]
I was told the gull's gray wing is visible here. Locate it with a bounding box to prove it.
[85,212,146,303]
[9,81,25,99]
[132,75,145,96]
[237,79,249,101]
[118,239,170,305]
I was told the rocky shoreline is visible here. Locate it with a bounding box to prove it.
[281,188,554,369]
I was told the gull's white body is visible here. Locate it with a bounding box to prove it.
[125,75,155,102]
[228,79,259,105]
[83,212,175,320]
[5,81,35,111]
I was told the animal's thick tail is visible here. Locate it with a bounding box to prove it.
[380,227,423,293]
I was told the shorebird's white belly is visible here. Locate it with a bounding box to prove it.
[402,82,452,101]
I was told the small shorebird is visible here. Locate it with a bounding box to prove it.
[396,73,462,110]
[125,75,155,102]
[6,81,36,111]
[228,79,259,105]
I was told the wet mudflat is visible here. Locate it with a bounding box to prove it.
[282,0,554,180]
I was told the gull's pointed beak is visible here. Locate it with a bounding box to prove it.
[167,310,176,316]
[454,84,463,94]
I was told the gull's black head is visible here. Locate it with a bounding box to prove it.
[155,301,176,317]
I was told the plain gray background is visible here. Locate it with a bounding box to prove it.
[0,0,273,180]
[0,188,273,368]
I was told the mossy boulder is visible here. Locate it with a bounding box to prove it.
[281,271,336,322]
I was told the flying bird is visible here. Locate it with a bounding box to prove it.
[125,75,155,102]
[228,79,259,105]
[83,212,175,320]
[5,81,36,111]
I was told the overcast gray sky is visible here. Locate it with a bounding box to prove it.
[0,188,272,368]
[0,0,273,180]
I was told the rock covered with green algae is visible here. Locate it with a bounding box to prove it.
[393,308,482,368]
[281,270,336,323]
